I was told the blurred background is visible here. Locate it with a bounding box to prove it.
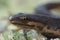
[0,0,60,40]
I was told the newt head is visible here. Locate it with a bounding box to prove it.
[9,13,28,25]
[9,13,36,29]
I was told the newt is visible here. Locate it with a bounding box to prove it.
[9,3,60,40]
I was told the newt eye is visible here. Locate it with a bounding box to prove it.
[19,16,26,20]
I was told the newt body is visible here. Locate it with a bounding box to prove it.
[9,3,60,40]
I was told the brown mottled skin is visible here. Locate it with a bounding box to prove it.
[9,3,60,40]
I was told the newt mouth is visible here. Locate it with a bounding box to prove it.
[10,20,25,25]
